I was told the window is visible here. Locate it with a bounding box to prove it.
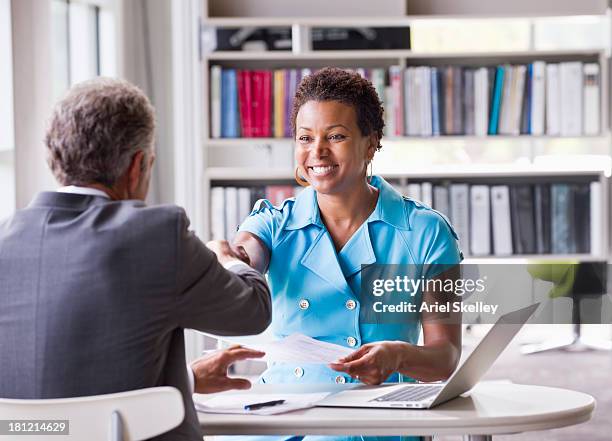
[0,0,15,219]
[51,0,117,99]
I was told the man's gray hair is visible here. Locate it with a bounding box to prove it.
[45,78,156,187]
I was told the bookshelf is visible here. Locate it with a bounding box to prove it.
[193,2,612,265]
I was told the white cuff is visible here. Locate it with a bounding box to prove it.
[187,364,195,394]
[223,259,251,271]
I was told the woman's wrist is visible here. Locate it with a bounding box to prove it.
[390,340,415,373]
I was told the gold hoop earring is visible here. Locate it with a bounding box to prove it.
[295,167,310,187]
[367,161,373,183]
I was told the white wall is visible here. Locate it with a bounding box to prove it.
[0,0,15,219]
[12,0,56,208]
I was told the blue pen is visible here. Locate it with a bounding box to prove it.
[244,399,285,411]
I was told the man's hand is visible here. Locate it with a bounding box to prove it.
[191,345,265,394]
[206,240,251,266]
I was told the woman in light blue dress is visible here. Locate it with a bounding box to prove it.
[234,67,463,441]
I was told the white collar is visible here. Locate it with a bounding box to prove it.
[57,185,110,199]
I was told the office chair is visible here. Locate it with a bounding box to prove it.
[522,262,612,354]
[0,386,184,441]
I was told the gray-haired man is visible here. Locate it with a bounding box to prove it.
[0,78,271,440]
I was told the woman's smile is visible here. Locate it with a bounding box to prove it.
[308,164,339,177]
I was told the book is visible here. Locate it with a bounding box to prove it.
[572,184,591,254]
[443,66,454,135]
[420,66,433,136]
[510,185,536,255]
[583,63,600,136]
[488,66,505,135]
[463,69,475,136]
[389,66,404,136]
[250,71,264,137]
[265,185,295,207]
[530,61,546,136]
[225,187,239,242]
[474,67,489,136]
[284,69,298,137]
[421,182,433,207]
[221,69,240,138]
[274,70,285,138]
[551,184,572,254]
[520,63,532,135]
[470,185,491,256]
[211,65,222,139]
[211,187,226,240]
[404,68,415,136]
[384,86,396,137]
[490,185,513,256]
[431,67,442,136]
[238,188,252,227]
[405,183,421,201]
[450,184,470,255]
[590,181,602,256]
[371,68,386,105]
[534,184,551,254]
[451,66,463,135]
[262,70,273,137]
[498,64,514,135]
[433,185,450,218]
[560,62,583,136]
[510,65,526,136]
[237,70,254,137]
[545,64,561,136]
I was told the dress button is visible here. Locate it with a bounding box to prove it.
[345,299,356,310]
[298,299,310,310]
[347,336,357,347]
[335,375,346,384]
[294,367,304,378]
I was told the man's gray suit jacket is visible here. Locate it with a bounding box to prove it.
[0,192,271,440]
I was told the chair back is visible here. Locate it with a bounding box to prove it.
[0,386,184,441]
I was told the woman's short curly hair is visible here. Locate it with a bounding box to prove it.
[291,67,385,150]
[45,78,155,187]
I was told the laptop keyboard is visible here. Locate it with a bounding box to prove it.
[372,385,443,402]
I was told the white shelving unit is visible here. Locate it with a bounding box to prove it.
[165,0,612,362]
[194,3,612,263]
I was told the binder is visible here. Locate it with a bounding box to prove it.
[470,185,491,256]
[510,185,536,255]
[211,187,226,240]
[488,66,505,135]
[490,186,513,256]
[433,185,450,218]
[534,184,552,254]
[211,65,222,138]
[450,184,470,255]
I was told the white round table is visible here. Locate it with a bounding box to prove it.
[197,382,595,440]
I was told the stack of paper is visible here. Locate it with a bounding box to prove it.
[194,392,331,415]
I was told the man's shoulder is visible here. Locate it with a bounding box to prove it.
[106,202,189,230]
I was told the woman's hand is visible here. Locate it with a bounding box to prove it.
[329,341,411,385]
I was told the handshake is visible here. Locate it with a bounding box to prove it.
[190,240,260,395]
[206,239,251,267]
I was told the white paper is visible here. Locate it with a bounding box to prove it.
[242,333,354,364]
[194,392,331,415]
[199,332,355,364]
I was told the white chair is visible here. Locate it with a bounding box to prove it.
[0,386,184,441]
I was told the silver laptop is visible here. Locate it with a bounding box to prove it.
[318,303,539,409]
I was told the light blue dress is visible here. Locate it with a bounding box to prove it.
[237,176,463,441]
